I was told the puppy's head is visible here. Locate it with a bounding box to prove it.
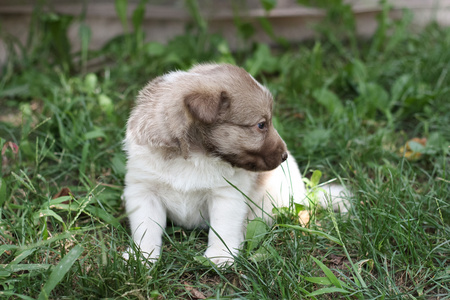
[127,63,288,172]
[184,64,288,172]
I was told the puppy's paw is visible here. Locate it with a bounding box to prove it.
[122,249,131,261]
[122,247,159,265]
[204,247,234,267]
[209,256,234,267]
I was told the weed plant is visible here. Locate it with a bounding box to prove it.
[0,0,449,298]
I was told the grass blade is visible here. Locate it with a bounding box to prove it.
[310,256,342,289]
[278,224,343,245]
[307,287,350,297]
[0,178,6,207]
[10,249,36,265]
[115,0,128,32]
[0,245,19,256]
[2,263,53,272]
[38,244,83,300]
[303,276,332,285]
[11,171,36,194]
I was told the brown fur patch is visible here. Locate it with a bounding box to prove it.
[185,91,229,124]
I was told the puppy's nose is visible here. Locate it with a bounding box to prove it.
[281,152,288,162]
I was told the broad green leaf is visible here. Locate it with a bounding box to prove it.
[246,218,268,252]
[310,256,342,288]
[38,244,83,300]
[278,224,342,245]
[249,246,272,263]
[310,170,322,187]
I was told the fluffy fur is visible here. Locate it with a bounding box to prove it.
[123,63,348,265]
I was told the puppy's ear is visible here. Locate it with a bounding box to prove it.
[184,91,229,124]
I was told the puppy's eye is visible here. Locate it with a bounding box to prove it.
[257,122,266,130]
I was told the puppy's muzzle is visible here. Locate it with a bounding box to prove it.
[281,152,288,162]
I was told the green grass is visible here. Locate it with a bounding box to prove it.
[1,1,449,299]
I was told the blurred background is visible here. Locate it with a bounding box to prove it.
[1,0,450,64]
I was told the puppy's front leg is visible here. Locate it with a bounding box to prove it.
[204,188,247,266]
[123,184,166,261]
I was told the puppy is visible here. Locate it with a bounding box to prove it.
[123,63,348,265]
